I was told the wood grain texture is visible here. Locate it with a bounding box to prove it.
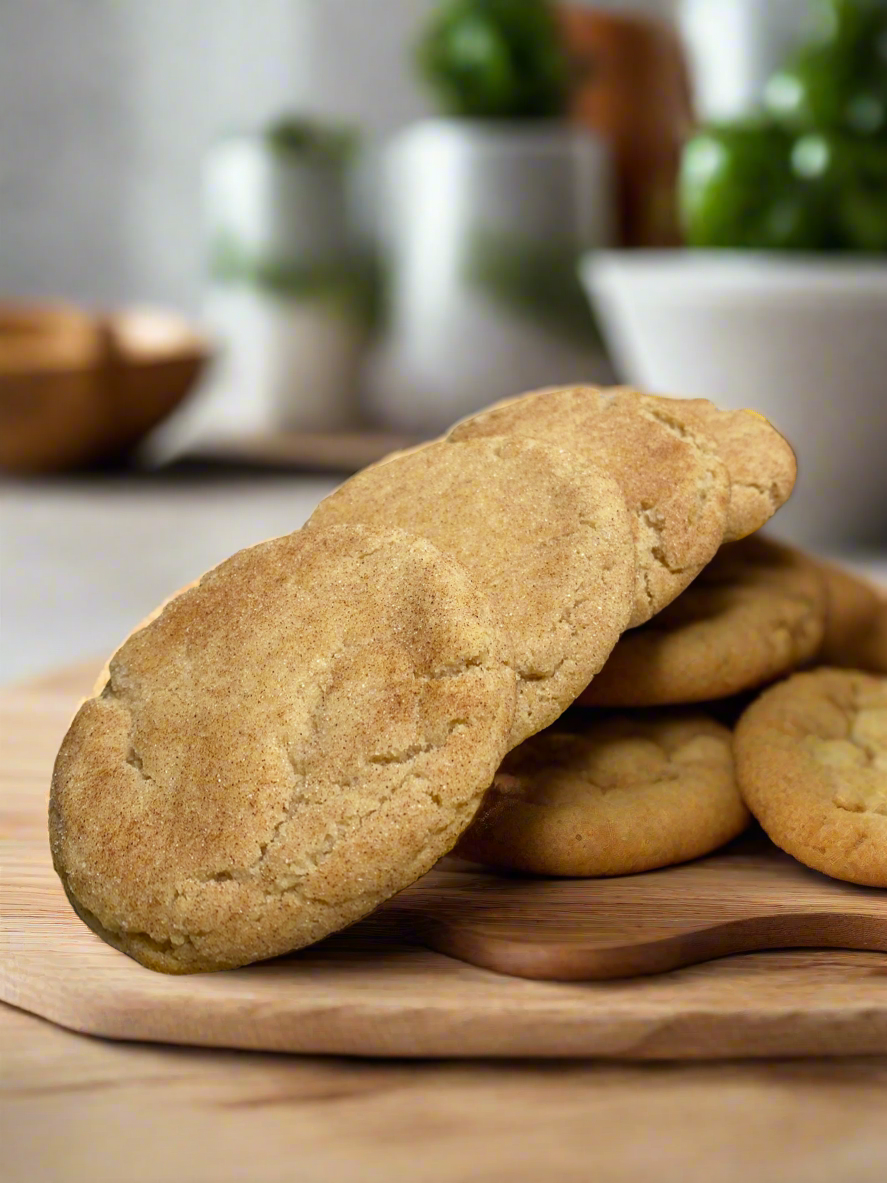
[7,1004,887,1183]
[6,663,887,1060]
[414,839,887,980]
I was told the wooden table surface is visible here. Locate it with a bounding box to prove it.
[4,666,887,1181]
[4,1001,887,1183]
[6,474,887,1180]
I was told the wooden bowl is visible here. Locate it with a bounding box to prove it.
[0,303,209,473]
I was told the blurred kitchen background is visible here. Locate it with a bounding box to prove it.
[2,0,886,682]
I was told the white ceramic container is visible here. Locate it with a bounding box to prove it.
[581,249,887,547]
[366,119,616,436]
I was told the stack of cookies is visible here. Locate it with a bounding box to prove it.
[49,385,887,975]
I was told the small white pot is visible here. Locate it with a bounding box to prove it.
[204,134,355,266]
[366,119,616,436]
[204,287,368,435]
[194,131,369,437]
[581,249,887,548]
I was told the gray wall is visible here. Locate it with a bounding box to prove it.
[0,0,437,310]
[0,0,671,312]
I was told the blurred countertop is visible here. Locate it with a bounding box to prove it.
[3,468,887,687]
[1,470,340,685]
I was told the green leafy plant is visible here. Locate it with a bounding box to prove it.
[680,122,834,249]
[416,0,570,119]
[764,0,887,137]
[680,0,887,251]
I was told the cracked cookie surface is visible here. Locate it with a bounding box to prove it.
[456,711,746,876]
[447,386,730,627]
[579,537,827,707]
[308,436,636,745]
[50,525,517,973]
[735,668,887,886]
[653,399,797,542]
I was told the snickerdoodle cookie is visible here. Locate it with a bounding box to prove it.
[51,525,517,973]
[654,399,797,542]
[735,668,887,886]
[92,580,200,698]
[580,537,827,707]
[456,711,747,876]
[308,436,636,745]
[447,386,731,626]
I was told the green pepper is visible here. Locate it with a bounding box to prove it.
[764,0,887,137]
[416,0,570,119]
[679,123,833,250]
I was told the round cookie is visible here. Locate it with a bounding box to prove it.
[735,668,887,886]
[469,388,797,541]
[579,536,827,707]
[50,525,517,973]
[456,711,747,876]
[308,436,636,745]
[447,385,731,627]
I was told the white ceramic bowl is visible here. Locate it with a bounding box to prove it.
[581,250,887,547]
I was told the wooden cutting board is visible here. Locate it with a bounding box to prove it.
[6,662,887,1060]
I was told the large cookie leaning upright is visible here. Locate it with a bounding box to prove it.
[50,525,517,973]
[735,668,887,886]
[308,437,636,746]
[447,386,730,627]
[91,579,201,698]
